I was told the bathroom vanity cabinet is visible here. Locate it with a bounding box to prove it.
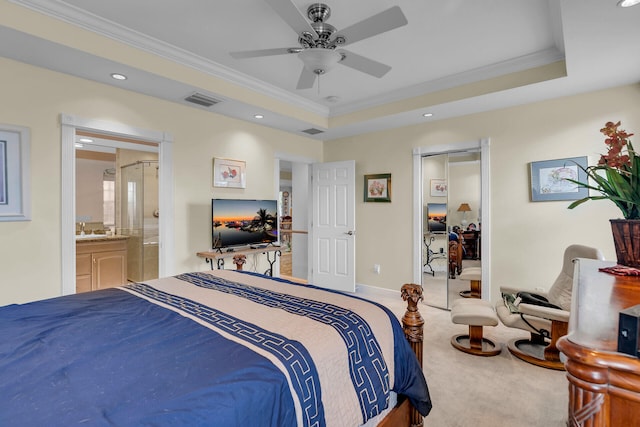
[76,237,128,293]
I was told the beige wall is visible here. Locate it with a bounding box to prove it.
[1,54,639,306]
[325,84,640,302]
[0,57,321,305]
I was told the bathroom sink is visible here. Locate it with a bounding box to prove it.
[75,234,109,239]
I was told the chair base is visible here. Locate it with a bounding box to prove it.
[458,289,481,299]
[507,338,565,370]
[451,333,501,357]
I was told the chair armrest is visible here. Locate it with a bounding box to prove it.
[518,303,569,323]
[499,286,549,298]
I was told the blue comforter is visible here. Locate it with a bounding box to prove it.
[0,270,430,426]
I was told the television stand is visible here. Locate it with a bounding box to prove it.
[197,246,282,276]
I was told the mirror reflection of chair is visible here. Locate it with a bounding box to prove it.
[458,267,482,298]
[448,227,464,279]
[448,240,463,279]
[495,244,605,370]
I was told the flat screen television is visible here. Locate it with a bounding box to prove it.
[211,199,278,249]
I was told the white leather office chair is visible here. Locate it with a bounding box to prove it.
[495,244,604,370]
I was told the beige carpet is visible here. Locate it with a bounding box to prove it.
[422,259,482,310]
[358,286,569,427]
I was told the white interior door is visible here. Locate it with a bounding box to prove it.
[310,160,356,292]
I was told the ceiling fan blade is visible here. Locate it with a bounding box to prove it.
[296,67,317,90]
[337,49,391,78]
[264,0,318,37]
[230,47,297,59]
[333,6,407,46]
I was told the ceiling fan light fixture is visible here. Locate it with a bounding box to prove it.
[298,48,342,75]
[618,0,640,7]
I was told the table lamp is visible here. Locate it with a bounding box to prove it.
[458,203,471,227]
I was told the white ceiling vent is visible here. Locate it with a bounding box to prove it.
[184,92,221,107]
[301,128,324,135]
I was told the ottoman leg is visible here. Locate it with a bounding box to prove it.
[451,325,501,357]
[469,325,484,351]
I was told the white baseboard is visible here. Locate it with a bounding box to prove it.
[355,282,401,298]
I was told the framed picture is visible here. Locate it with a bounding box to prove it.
[530,156,588,202]
[0,123,30,221]
[430,179,447,197]
[213,158,246,188]
[364,173,391,202]
[426,203,447,232]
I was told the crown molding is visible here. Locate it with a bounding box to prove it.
[10,0,330,117]
[8,0,566,124]
[329,47,566,117]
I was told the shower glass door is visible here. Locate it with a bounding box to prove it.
[120,160,159,282]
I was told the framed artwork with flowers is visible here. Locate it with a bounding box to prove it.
[213,158,246,188]
[529,156,588,201]
[364,173,391,202]
[430,179,447,197]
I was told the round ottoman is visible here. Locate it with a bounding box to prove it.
[450,298,501,356]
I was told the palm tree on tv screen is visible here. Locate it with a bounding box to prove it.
[243,208,277,241]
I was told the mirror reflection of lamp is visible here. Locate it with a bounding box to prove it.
[457,203,471,227]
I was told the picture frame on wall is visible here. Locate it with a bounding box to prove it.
[430,179,447,197]
[426,203,447,232]
[364,173,391,202]
[213,158,246,188]
[0,123,31,221]
[530,156,588,202]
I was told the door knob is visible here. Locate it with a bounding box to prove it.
[345,230,355,236]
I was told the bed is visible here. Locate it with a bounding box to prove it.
[0,269,431,426]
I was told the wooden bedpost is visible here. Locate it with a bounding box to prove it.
[401,283,424,427]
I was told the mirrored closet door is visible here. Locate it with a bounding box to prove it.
[421,150,481,309]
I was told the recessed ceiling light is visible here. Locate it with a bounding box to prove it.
[111,73,127,80]
[254,114,264,119]
[422,113,433,118]
[618,0,640,7]
[78,137,93,143]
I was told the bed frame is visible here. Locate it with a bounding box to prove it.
[377,283,425,427]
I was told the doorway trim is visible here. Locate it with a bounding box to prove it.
[273,152,316,279]
[412,138,491,299]
[60,113,174,296]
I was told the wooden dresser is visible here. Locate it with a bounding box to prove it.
[557,258,640,426]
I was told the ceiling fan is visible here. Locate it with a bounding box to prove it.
[230,0,408,90]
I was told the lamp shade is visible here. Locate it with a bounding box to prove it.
[457,203,471,212]
[298,48,342,74]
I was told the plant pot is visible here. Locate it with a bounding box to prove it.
[610,219,640,268]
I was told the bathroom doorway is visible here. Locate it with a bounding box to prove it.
[61,114,174,296]
[75,141,160,283]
